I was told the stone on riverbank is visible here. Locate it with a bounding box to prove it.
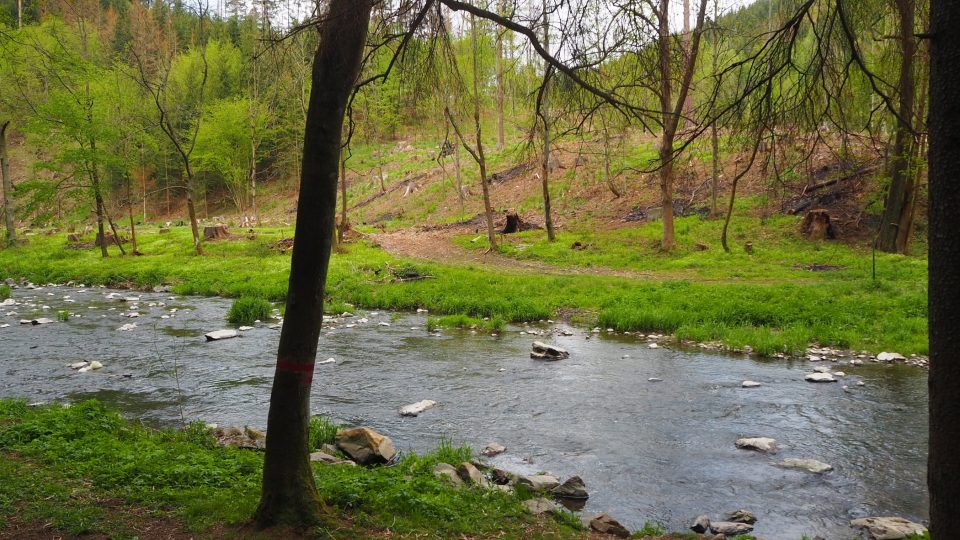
[690,515,711,533]
[456,462,487,486]
[335,427,397,465]
[212,426,265,450]
[736,437,778,453]
[530,341,569,360]
[850,516,927,539]
[518,474,561,491]
[399,399,437,417]
[778,458,833,474]
[523,498,561,516]
[551,475,588,499]
[309,451,356,466]
[205,329,238,341]
[581,513,630,538]
[433,463,463,486]
[877,352,907,362]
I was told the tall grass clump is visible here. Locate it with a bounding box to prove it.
[0,285,10,300]
[308,416,340,450]
[226,297,272,325]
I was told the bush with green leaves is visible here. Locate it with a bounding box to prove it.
[226,297,272,325]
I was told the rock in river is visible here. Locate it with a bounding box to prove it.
[877,352,907,362]
[736,437,778,453]
[778,458,833,474]
[399,399,437,417]
[727,509,757,524]
[481,442,506,457]
[805,372,837,383]
[850,516,927,539]
[205,329,238,341]
[335,427,397,465]
[710,521,754,535]
[741,380,762,388]
[530,341,569,360]
[551,475,589,499]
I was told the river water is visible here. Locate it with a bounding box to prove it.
[0,285,927,539]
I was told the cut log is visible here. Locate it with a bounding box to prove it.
[800,209,835,240]
[203,225,231,241]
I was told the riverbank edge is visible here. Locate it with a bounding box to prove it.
[0,232,928,357]
[0,399,711,540]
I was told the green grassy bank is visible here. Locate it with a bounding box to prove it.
[0,399,591,539]
[0,220,927,355]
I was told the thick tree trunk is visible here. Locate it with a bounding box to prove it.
[0,121,15,247]
[928,1,960,536]
[254,0,371,528]
[877,0,917,254]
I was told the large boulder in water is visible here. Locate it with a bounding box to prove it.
[530,341,569,360]
[335,427,397,465]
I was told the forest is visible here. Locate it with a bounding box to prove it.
[0,0,955,539]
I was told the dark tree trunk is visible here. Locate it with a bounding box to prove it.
[540,0,555,242]
[928,1,960,536]
[91,171,108,258]
[254,0,372,528]
[877,0,917,254]
[0,121,15,247]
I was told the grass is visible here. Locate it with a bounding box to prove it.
[0,223,928,355]
[227,296,273,325]
[308,415,340,451]
[0,284,9,300]
[426,314,507,333]
[0,399,589,539]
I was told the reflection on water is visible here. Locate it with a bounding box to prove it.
[0,286,928,538]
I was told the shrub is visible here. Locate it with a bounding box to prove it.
[226,297,272,325]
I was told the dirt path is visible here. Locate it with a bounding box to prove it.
[369,228,656,279]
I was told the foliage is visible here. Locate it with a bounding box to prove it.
[0,228,928,355]
[0,399,586,538]
[0,285,9,300]
[308,415,339,451]
[226,296,271,325]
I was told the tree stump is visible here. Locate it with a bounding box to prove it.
[95,232,125,247]
[203,225,231,241]
[502,213,523,234]
[800,209,835,240]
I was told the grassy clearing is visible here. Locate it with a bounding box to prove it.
[0,399,587,539]
[426,314,507,333]
[0,224,927,355]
